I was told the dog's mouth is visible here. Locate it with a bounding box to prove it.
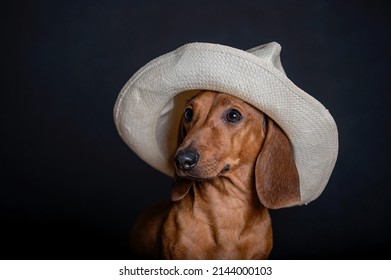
[175,164,231,181]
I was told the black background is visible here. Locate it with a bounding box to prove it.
[2,0,390,259]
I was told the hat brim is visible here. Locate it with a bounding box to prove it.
[114,42,338,206]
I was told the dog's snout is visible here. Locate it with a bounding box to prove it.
[175,148,199,171]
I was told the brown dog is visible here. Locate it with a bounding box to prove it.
[130,90,300,259]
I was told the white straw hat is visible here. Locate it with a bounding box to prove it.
[114,42,338,206]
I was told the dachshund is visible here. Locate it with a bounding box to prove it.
[129,90,300,259]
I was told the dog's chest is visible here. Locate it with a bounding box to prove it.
[161,204,271,259]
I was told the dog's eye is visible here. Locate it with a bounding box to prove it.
[183,108,193,122]
[226,109,242,123]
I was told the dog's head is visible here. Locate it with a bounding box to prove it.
[172,91,300,209]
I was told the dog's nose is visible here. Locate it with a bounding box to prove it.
[174,148,199,171]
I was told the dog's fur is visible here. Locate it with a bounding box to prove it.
[130,91,300,259]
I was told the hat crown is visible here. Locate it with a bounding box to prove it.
[247,42,286,75]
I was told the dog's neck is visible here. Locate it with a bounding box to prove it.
[165,164,270,259]
[183,163,264,222]
[197,164,260,203]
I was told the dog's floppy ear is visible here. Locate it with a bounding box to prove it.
[255,117,301,209]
